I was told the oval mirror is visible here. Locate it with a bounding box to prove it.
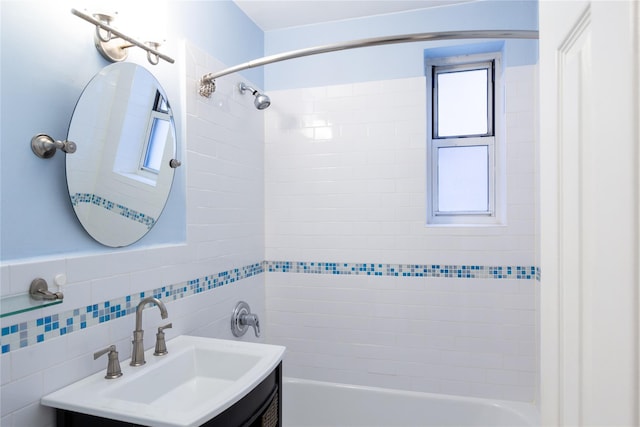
[66,63,178,247]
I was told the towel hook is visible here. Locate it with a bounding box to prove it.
[29,278,64,301]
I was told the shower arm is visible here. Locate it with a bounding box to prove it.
[199,29,538,97]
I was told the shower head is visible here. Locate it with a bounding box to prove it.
[238,82,271,110]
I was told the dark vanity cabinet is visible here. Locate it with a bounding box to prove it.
[55,363,282,427]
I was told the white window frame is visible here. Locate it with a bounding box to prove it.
[426,52,504,225]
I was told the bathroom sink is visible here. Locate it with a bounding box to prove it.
[41,335,285,427]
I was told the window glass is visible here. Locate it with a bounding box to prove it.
[154,92,170,113]
[436,145,489,213]
[142,117,170,173]
[436,69,489,137]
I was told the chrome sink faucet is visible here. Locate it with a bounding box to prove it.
[131,296,168,366]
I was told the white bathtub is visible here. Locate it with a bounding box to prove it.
[282,377,539,427]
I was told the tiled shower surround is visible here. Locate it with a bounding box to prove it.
[264,65,539,402]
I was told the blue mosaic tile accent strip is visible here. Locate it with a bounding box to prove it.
[0,261,538,355]
[70,193,156,230]
[0,262,263,355]
[265,261,539,280]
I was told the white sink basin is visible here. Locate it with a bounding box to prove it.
[41,335,285,427]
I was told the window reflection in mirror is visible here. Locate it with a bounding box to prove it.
[140,92,171,176]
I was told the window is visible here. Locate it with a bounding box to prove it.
[142,117,170,173]
[426,53,502,224]
[139,91,172,177]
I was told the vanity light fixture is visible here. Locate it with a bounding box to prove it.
[71,8,175,65]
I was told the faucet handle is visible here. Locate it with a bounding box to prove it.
[154,323,172,356]
[241,313,260,337]
[93,345,123,379]
[231,301,261,338]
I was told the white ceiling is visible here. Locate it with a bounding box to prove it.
[233,0,475,31]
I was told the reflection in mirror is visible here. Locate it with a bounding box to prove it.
[66,63,177,247]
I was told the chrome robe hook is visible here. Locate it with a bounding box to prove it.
[29,278,64,301]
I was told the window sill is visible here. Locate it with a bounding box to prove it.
[425,222,507,228]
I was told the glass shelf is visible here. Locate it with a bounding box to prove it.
[0,294,62,318]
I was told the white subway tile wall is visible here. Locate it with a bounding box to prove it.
[264,66,538,401]
[0,42,266,426]
[266,273,537,401]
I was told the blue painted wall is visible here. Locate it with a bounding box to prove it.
[169,0,264,87]
[264,0,538,90]
[0,0,263,261]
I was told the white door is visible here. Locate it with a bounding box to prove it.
[540,0,639,425]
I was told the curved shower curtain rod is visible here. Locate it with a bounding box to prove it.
[198,29,538,97]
